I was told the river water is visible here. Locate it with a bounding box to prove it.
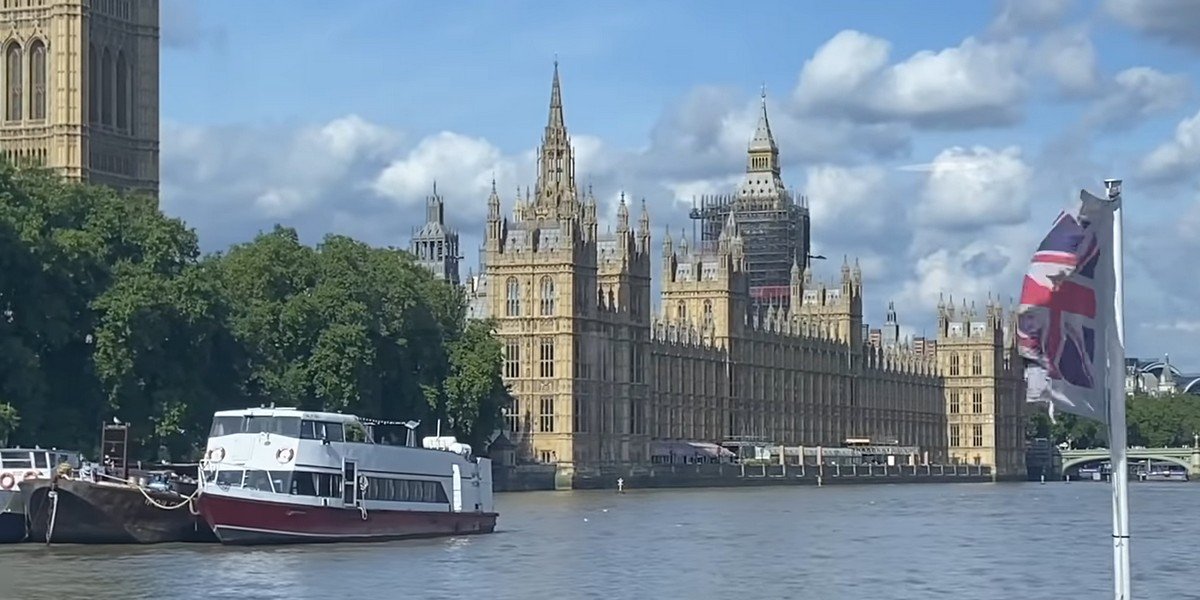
[0,481,1194,599]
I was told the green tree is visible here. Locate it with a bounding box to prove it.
[0,403,18,445]
[443,318,510,450]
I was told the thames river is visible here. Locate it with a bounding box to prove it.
[0,482,1194,599]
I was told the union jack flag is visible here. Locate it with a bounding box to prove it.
[1017,189,1117,422]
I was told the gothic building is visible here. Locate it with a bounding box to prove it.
[435,65,1026,479]
[0,0,159,196]
[410,183,461,285]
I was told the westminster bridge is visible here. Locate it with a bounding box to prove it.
[1061,446,1200,477]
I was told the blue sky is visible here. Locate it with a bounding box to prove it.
[158,0,1200,370]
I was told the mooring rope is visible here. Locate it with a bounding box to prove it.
[135,484,201,512]
[45,490,59,545]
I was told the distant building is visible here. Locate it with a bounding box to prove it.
[0,0,160,196]
[409,183,461,286]
[460,63,1026,479]
[1126,355,1200,396]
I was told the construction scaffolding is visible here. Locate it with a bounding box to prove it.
[689,192,812,305]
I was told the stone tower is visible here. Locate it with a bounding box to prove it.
[936,297,1025,478]
[409,182,461,285]
[0,0,159,196]
[482,63,650,471]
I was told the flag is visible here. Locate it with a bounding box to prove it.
[1016,189,1118,422]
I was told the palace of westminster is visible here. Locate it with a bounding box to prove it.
[0,1,1025,478]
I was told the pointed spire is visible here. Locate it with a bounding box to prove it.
[548,59,564,130]
[617,192,629,231]
[749,86,778,154]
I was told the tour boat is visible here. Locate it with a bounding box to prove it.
[196,407,497,545]
[0,447,81,542]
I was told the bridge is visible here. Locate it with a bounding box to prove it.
[1061,447,1200,476]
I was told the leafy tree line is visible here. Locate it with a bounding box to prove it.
[1026,392,1200,449]
[0,165,509,460]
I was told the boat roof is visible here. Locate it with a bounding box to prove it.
[0,447,80,454]
[212,407,363,424]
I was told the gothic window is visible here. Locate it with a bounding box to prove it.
[676,301,686,321]
[6,43,22,121]
[115,51,128,131]
[949,353,960,376]
[29,41,45,120]
[538,337,554,378]
[972,390,983,414]
[539,276,555,316]
[573,397,586,433]
[101,47,112,126]
[971,351,982,375]
[506,397,520,432]
[538,396,555,433]
[949,424,960,447]
[505,277,520,316]
[503,341,520,379]
[703,300,713,327]
[88,44,99,123]
[949,391,960,414]
[972,424,983,447]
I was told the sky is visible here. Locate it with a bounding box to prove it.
[159,0,1200,370]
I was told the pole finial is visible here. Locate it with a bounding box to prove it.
[1104,178,1122,201]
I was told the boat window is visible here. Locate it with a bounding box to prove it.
[215,470,244,487]
[0,451,32,469]
[244,470,274,493]
[361,477,449,504]
[210,415,302,437]
[32,452,48,469]
[287,470,342,498]
[300,420,345,443]
[345,421,368,443]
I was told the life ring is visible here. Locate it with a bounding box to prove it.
[22,471,38,481]
[0,473,14,490]
[275,448,295,464]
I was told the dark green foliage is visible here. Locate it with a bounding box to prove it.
[0,165,510,461]
[1026,392,1200,449]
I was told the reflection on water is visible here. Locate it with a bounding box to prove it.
[0,482,1194,599]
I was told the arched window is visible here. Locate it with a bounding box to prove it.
[949,353,960,376]
[115,50,128,130]
[101,47,112,126]
[676,301,686,321]
[6,43,22,121]
[88,43,99,123]
[29,41,45,120]
[505,277,520,317]
[703,300,713,326]
[539,276,555,316]
[971,351,982,375]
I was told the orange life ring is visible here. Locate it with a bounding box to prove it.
[23,471,38,481]
[0,473,14,490]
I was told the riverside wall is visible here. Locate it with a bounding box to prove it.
[494,462,1002,492]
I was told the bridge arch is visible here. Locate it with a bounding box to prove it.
[1063,454,1192,473]
[1141,361,1183,378]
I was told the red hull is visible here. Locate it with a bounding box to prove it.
[198,493,497,545]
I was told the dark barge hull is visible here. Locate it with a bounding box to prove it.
[23,478,216,544]
[0,489,26,542]
[199,493,497,545]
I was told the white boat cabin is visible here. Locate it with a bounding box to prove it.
[0,448,82,492]
[200,407,494,514]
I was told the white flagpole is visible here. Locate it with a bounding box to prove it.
[1104,178,1131,599]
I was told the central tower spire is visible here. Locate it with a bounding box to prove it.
[535,60,578,218]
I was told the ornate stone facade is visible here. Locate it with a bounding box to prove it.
[936,298,1025,476]
[447,65,1025,478]
[0,0,159,196]
[410,183,461,285]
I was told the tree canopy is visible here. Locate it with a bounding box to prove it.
[1026,393,1200,449]
[0,164,508,460]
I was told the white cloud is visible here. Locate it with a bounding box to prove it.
[794,31,1028,129]
[372,131,522,219]
[1086,67,1191,128]
[1104,0,1200,50]
[914,146,1032,229]
[1149,320,1200,334]
[1139,108,1200,182]
[989,0,1076,36]
[803,165,889,231]
[1036,28,1099,97]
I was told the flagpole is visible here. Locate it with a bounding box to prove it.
[1104,177,1130,600]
